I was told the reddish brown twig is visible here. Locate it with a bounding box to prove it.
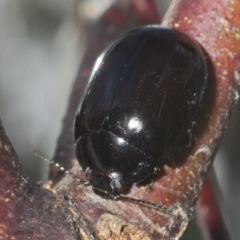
[0,120,78,239]
[162,0,240,239]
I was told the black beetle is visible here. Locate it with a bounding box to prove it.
[74,26,208,199]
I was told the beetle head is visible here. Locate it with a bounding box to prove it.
[85,168,129,198]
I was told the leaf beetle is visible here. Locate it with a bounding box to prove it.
[74,25,208,199]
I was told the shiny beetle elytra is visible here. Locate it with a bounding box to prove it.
[74,25,208,199]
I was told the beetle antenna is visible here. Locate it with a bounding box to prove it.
[92,186,181,219]
[32,149,89,185]
[32,150,184,219]
[119,195,180,218]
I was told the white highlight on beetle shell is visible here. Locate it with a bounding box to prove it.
[117,137,125,145]
[93,52,104,73]
[128,117,143,132]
